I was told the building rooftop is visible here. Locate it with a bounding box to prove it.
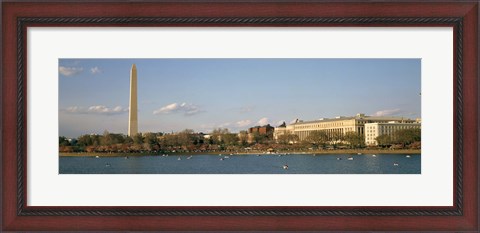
[289,114,415,126]
[365,121,421,125]
[249,124,273,129]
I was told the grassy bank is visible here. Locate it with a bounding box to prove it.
[60,149,420,157]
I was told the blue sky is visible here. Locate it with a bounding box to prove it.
[59,59,421,138]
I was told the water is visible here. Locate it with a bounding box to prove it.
[59,153,420,174]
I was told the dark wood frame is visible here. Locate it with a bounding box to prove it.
[2,1,478,231]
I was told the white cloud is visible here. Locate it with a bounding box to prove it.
[373,109,402,117]
[59,66,83,76]
[90,66,101,74]
[199,120,251,133]
[65,106,83,113]
[64,105,128,115]
[153,102,202,116]
[257,117,270,126]
[154,103,178,114]
[236,120,252,127]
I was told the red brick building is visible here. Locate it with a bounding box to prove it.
[248,124,274,135]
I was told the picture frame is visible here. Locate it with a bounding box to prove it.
[1,1,478,231]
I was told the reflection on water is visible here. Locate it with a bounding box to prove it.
[59,154,421,174]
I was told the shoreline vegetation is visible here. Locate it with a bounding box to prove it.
[60,128,421,157]
[60,149,421,157]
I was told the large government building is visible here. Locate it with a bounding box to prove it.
[273,113,421,145]
[365,122,421,145]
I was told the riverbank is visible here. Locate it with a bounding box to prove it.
[59,149,420,157]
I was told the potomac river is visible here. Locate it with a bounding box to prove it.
[59,153,420,174]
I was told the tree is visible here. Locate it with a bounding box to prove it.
[344,132,365,148]
[133,133,144,145]
[222,133,239,146]
[394,128,421,146]
[276,134,290,144]
[162,134,179,148]
[288,134,299,143]
[211,128,230,144]
[376,134,393,147]
[59,136,70,146]
[277,132,299,144]
[77,134,94,146]
[142,142,152,151]
[91,135,101,146]
[251,131,268,144]
[110,133,126,144]
[124,136,134,144]
[305,131,329,147]
[177,129,195,147]
[101,130,113,146]
[143,132,159,152]
[329,131,345,148]
[329,131,345,144]
[238,130,249,146]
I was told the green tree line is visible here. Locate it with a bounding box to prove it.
[60,129,253,153]
[375,128,421,149]
[59,128,421,154]
[299,128,420,149]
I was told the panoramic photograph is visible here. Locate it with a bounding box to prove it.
[59,58,421,174]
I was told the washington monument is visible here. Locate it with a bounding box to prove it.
[128,64,138,136]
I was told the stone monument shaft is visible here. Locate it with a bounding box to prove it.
[128,64,138,136]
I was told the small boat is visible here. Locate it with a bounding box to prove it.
[283,164,289,170]
[406,155,411,158]
[187,156,192,159]
[372,154,377,157]
[256,154,261,157]
[347,157,354,161]
[95,156,99,158]
[313,154,316,156]
[178,157,181,161]
[394,163,399,166]
[105,163,111,167]
[337,157,342,160]
[229,153,233,156]
[125,156,129,159]
[220,158,224,161]
[357,153,362,155]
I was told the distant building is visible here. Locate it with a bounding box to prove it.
[364,122,421,145]
[273,122,288,140]
[247,124,274,143]
[248,124,274,135]
[273,113,420,144]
